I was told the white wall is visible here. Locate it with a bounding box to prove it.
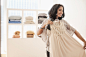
[57,0,86,45]
[40,0,53,10]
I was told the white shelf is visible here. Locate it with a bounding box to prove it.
[8,23,36,25]
[7,9,48,39]
[7,8,48,11]
[8,38,37,39]
[23,24,36,25]
[22,38,36,39]
[8,23,22,25]
[7,8,48,57]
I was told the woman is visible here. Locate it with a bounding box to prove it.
[37,4,86,57]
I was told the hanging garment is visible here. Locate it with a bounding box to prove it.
[47,20,86,57]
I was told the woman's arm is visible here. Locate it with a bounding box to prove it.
[37,19,48,36]
[74,30,85,43]
[37,24,46,36]
[37,19,53,36]
[74,30,86,49]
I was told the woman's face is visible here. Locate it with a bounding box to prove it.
[57,6,63,17]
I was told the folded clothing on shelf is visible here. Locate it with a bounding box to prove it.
[24,16,35,24]
[25,16,33,20]
[8,16,22,23]
[9,21,21,23]
[13,35,20,38]
[9,19,21,21]
[38,13,47,16]
[24,21,35,24]
[38,16,47,19]
[26,30,35,38]
[38,18,47,24]
[9,16,22,19]
[38,20,43,24]
[38,13,47,19]
[13,31,20,38]
[39,18,47,20]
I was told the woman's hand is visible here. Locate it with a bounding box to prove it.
[45,20,53,26]
[83,41,86,50]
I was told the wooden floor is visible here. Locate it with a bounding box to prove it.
[1,54,6,57]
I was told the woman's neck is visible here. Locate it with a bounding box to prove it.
[56,16,58,19]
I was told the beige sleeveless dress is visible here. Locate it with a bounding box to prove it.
[48,20,86,57]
